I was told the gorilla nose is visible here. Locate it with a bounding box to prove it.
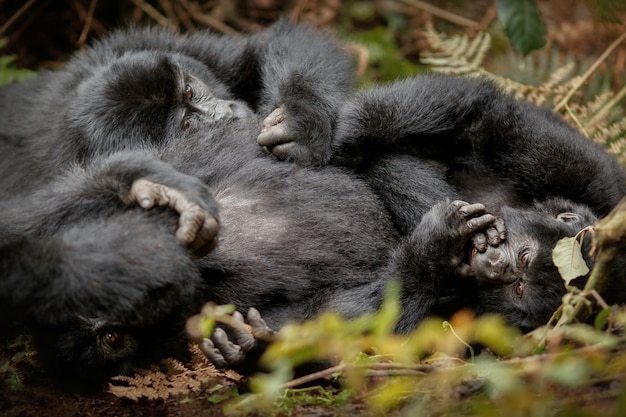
[473,247,513,283]
[487,249,504,267]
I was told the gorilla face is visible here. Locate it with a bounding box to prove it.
[67,52,252,160]
[471,199,598,330]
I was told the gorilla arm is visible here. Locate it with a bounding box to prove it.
[0,151,219,256]
[193,199,499,370]
[332,76,626,216]
[251,20,357,165]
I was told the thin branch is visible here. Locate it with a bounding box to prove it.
[77,0,98,46]
[281,364,346,389]
[399,0,478,27]
[554,32,626,112]
[0,0,38,37]
[130,0,172,27]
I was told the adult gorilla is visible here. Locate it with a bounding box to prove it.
[0,21,495,387]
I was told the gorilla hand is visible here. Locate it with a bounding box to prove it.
[129,178,219,257]
[470,216,507,253]
[257,104,333,165]
[199,308,276,372]
[437,201,501,277]
[257,106,301,160]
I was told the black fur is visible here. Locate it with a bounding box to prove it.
[0,21,459,387]
[1,22,625,388]
[331,76,626,330]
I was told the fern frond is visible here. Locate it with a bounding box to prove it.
[107,345,242,400]
[420,26,626,162]
[420,23,493,77]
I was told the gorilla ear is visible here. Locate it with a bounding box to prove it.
[556,212,582,223]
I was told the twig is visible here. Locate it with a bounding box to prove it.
[0,0,38,37]
[554,32,626,113]
[178,0,240,36]
[158,0,178,24]
[281,364,346,389]
[280,361,436,389]
[399,0,478,27]
[77,0,98,46]
[130,0,172,27]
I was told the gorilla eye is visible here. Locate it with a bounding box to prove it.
[519,250,530,265]
[515,280,525,298]
[184,84,194,101]
[104,331,122,349]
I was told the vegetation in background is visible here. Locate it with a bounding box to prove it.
[0,39,35,86]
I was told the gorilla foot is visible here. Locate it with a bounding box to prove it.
[130,178,219,257]
[200,308,276,372]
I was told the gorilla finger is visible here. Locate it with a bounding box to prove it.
[188,217,219,256]
[231,311,257,351]
[248,307,277,341]
[493,217,507,241]
[459,202,486,218]
[471,232,488,253]
[257,124,291,147]
[261,106,287,130]
[269,142,297,160]
[129,178,158,209]
[466,213,495,232]
[450,200,469,210]
[485,226,502,246]
[211,328,245,365]
[192,235,219,258]
[200,338,229,369]
[176,206,205,245]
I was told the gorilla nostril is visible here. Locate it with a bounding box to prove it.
[487,250,504,266]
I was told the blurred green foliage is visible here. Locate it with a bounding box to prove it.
[0,39,35,86]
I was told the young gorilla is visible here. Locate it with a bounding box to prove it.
[0,21,497,387]
[322,76,626,331]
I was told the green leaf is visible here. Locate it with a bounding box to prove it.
[497,0,547,56]
[552,237,590,286]
[594,307,612,330]
[372,281,401,338]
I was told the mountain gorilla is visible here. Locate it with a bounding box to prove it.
[1,19,625,388]
[321,76,626,330]
[0,20,500,386]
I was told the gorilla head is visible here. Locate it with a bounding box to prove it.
[470,198,598,330]
[66,50,251,161]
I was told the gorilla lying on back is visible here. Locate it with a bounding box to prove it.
[323,76,626,330]
[0,20,500,386]
[1,20,625,388]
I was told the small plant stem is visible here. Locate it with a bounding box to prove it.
[554,32,626,113]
